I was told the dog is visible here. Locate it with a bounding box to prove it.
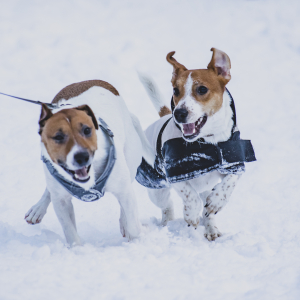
[25,80,154,246]
[137,48,255,241]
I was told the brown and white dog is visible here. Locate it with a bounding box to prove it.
[140,48,240,241]
[25,80,154,246]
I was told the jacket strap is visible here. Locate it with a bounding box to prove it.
[156,117,172,162]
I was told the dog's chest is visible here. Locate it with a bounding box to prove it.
[187,171,222,194]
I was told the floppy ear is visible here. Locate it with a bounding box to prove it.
[207,48,231,84]
[39,103,53,135]
[166,51,188,85]
[76,105,99,130]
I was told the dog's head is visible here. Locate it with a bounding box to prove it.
[167,48,231,142]
[39,104,98,183]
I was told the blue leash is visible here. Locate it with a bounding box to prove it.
[0,91,57,109]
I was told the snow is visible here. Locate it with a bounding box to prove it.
[0,0,300,299]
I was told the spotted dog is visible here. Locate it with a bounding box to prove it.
[137,48,255,241]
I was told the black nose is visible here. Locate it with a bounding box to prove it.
[174,108,188,123]
[74,151,89,167]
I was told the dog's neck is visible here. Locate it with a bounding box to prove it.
[198,90,234,144]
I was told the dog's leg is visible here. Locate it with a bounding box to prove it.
[200,192,222,242]
[173,181,202,228]
[111,184,142,240]
[201,174,240,241]
[147,187,174,226]
[25,188,51,224]
[205,174,240,216]
[107,153,142,240]
[51,191,80,246]
[44,168,81,246]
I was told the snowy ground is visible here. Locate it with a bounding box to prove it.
[0,0,300,299]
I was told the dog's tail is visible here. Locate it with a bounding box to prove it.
[130,113,155,167]
[138,72,171,117]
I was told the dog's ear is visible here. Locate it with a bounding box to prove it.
[76,105,99,130]
[39,103,53,135]
[207,48,231,84]
[166,51,187,85]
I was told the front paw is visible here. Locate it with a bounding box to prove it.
[204,223,222,241]
[25,204,47,225]
[119,222,141,241]
[204,193,227,217]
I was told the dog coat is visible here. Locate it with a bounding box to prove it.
[42,118,116,202]
[136,89,256,189]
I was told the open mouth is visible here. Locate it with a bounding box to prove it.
[61,164,91,183]
[181,115,207,140]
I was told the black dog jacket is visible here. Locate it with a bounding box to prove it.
[136,89,256,189]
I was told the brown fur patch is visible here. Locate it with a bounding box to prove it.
[171,69,225,116]
[52,80,119,104]
[167,48,231,116]
[159,106,172,117]
[41,109,97,165]
[166,51,187,85]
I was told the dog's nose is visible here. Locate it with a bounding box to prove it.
[174,108,189,123]
[74,151,89,167]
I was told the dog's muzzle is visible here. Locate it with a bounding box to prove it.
[180,115,207,141]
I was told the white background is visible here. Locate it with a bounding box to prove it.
[0,0,299,299]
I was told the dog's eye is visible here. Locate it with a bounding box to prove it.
[197,86,208,95]
[83,127,91,136]
[173,88,180,97]
[53,134,65,143]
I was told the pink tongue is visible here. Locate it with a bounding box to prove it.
[75,167,88,178]
[182,123,195,136]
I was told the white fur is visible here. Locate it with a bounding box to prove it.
[140,75,240,241]
[138,72,168,112]
[199,90,233,144]
[26,86,154,246]
[130,113,155,167]
[176,74,204,125]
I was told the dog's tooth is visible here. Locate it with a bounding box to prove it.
[192,128,196,134]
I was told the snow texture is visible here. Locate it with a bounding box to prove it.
[0,0,300,299]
